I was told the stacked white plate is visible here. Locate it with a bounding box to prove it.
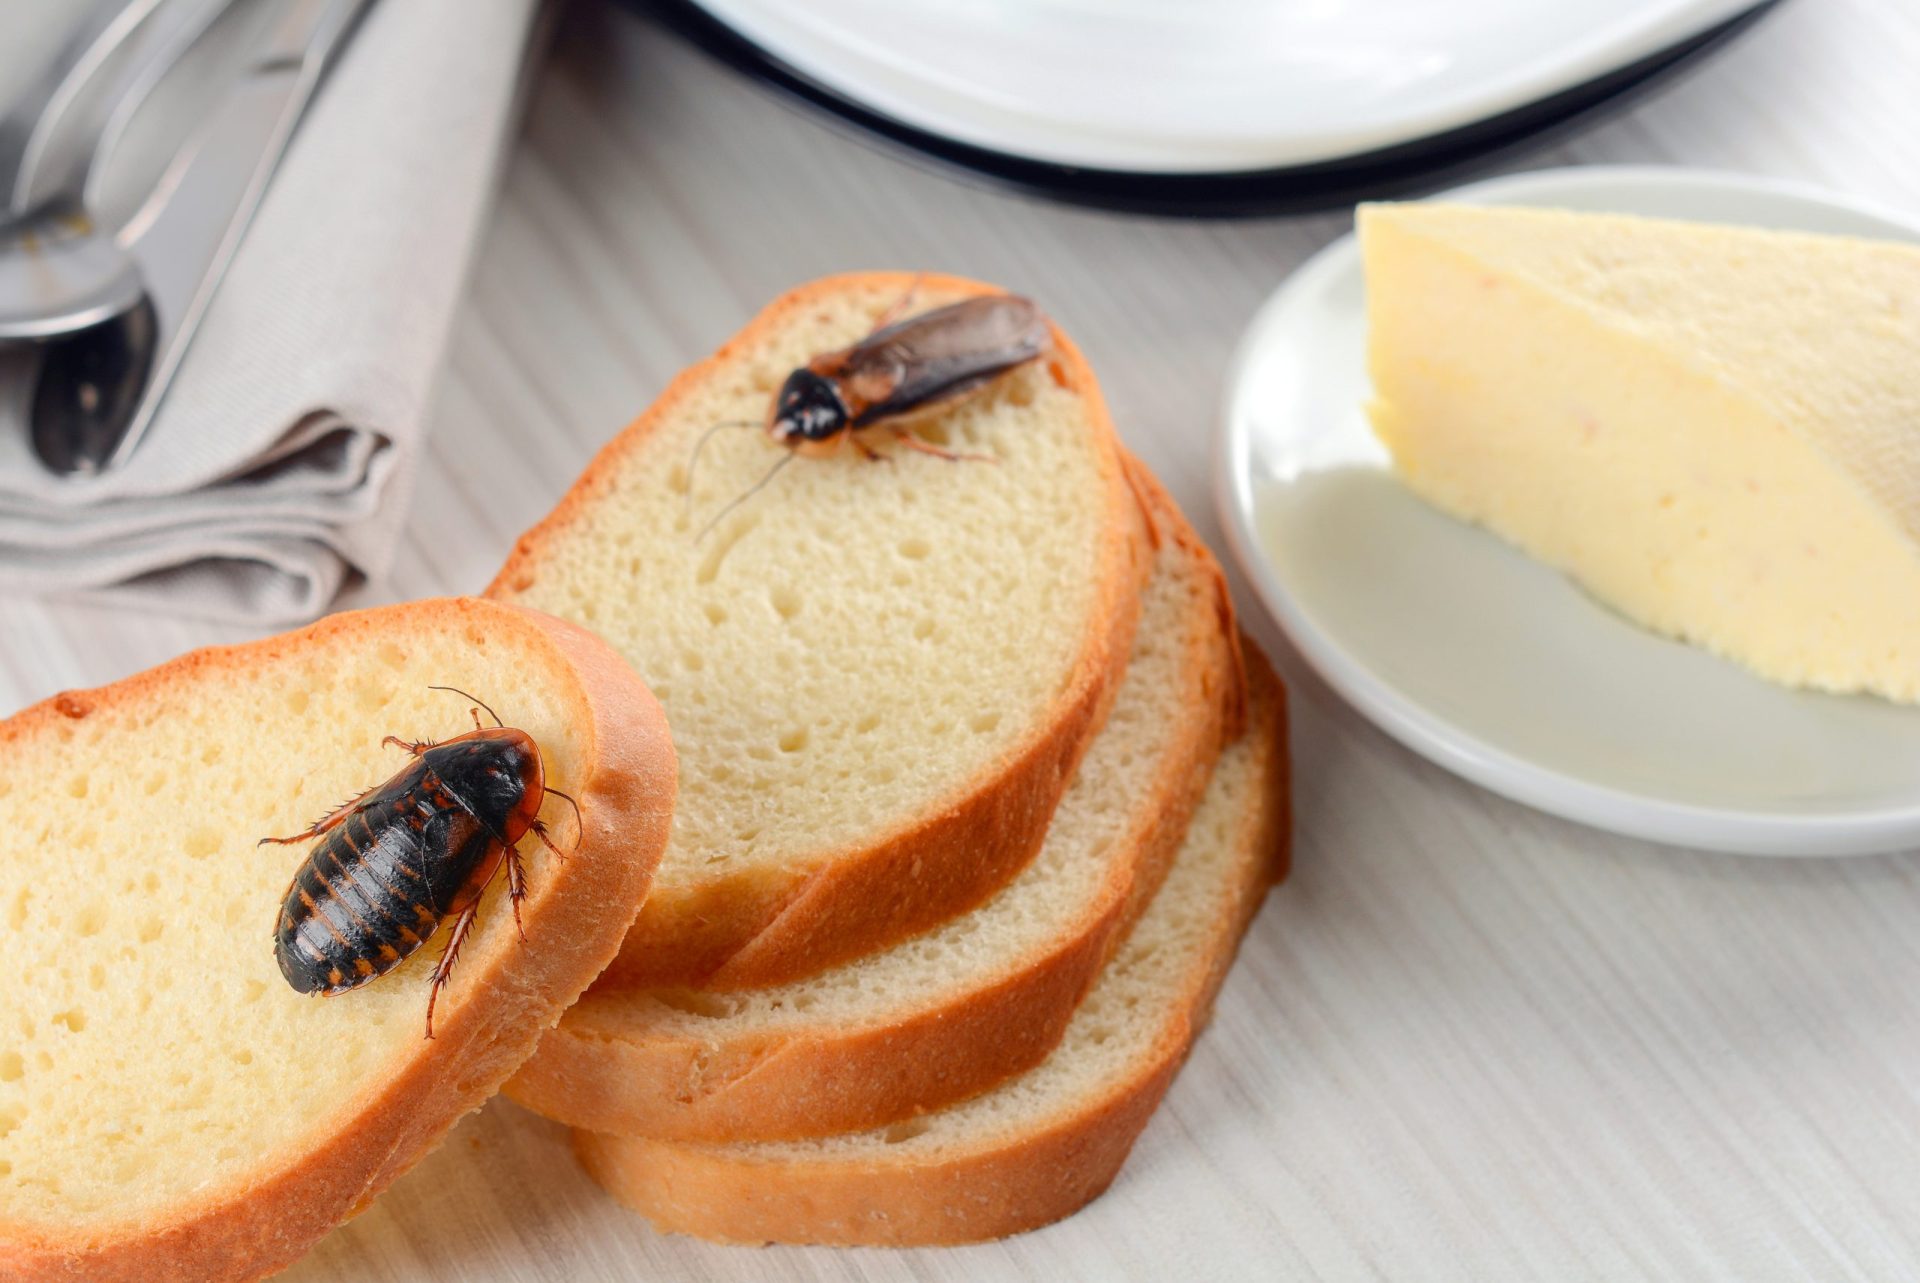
[692,0,1764,173]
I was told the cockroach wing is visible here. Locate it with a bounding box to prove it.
[842,295,1050,425]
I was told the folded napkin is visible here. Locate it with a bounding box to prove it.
[0,0,541,624]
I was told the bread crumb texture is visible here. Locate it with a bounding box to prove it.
[579,498,1215,1037]
[0,606,589,1229]
[503,278,1111,885]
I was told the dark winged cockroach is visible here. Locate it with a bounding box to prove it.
[262,687,580,1038]
[690,291,1052,535]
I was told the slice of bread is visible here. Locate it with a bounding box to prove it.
[504,468,1242,1141]
[0,599,676,1282]
[574,651,1289,1246]
[488,272,1146,990]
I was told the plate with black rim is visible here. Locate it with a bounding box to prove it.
[630,0,1783,217]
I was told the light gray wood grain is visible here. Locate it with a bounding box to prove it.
[7,0,1920,1278]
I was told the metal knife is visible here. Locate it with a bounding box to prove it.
[104,0,372,471]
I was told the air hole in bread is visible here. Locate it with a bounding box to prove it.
[769,586,802,621]
[897,537,931,561]
[350,676,394,714]
[72,904,106,938]
[0,1052,21,1082]
[777,728,809,754]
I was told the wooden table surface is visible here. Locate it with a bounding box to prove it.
[7,1,1920,1278]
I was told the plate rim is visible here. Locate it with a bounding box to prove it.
[1213,163,1920,857]
[635,0,1782,217]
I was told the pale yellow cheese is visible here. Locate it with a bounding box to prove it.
[1359,201,1920,704]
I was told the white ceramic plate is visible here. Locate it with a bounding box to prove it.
[1215,166,1920,856]
[692,0,1761,173]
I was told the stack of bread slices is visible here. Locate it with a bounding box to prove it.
[0,273,1286,1276]
[487,272,1291,1245]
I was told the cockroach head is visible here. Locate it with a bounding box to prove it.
[425,731,538,821]
[771,368,849,444]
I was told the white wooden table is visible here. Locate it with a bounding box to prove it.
[8,1,1920,1277]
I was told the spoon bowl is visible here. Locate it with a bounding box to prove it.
[0,198,142,341]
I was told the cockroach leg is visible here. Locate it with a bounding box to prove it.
[888,427,994,464]
[505,844,529,943]
[423,904,478,1040]
[870,272,927,332]
[530,818,569,863]
[852,435,890,464]
[257,785,377,847]
[381,735,434,756]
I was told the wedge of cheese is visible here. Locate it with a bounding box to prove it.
[1359,201,1920,703]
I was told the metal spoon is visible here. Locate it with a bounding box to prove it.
[0,0,168,342]
[0,198,144,341]
[36,0,368,476]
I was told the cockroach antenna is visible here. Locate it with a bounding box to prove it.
[682,420,761,522]
[428,685,504,729]
[696,451,796,542]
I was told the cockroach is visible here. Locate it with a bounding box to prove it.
[689,290,1052,535]
[261,687,581,1038]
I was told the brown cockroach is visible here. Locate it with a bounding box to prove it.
[689,290,1052,535]
[262,687,580,1038]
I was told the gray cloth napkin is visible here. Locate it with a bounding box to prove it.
[0,0,540,624]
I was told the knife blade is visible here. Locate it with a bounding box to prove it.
[102,0,371,471]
